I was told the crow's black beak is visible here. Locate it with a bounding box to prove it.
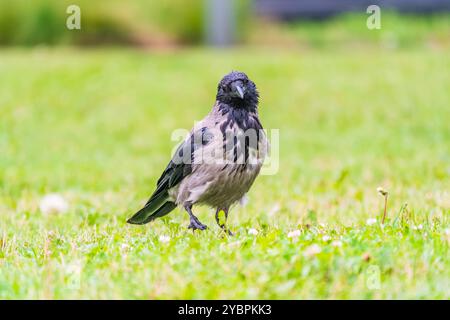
[235,85,245,99]
[232,82,245,99]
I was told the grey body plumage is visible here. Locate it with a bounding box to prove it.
[127,71,267,234]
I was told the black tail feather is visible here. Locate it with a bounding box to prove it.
[140,201,177,224]
[127,191,176,225]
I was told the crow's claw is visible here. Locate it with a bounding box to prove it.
[185,204,207,231]
[216,223,234,236]
[188,218,207,231]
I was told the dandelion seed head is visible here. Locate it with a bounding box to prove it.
[377,187,388,196]
[39,194,69,215]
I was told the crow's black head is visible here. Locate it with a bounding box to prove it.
[216,71,259,111]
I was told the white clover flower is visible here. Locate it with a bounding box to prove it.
[366,218,377,226]
[331,240,343,247]
[412,224,423,231]
[248,228,258,236]
[287,230,301,238]
[304,244,322,257]
[121,243,130,251]
[39,194,69,215]
[445,228,450,236]
[322,235,331,242]
[159,235,171,243]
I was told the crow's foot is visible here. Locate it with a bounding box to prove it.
[188,217,207,231]
[224,228,234,236]
[215,208,233,236]
[185,204,207,231]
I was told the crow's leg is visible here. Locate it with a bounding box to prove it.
[215,207,234,236]
[185,204,207,231]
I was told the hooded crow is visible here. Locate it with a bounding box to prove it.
[127,71,267,235]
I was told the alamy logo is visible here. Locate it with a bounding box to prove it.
[66,5,81,30]
[366,265,381,290]
[170,127,279,176]
[366,5,381,30]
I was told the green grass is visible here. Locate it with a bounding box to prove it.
[0,46,449,299]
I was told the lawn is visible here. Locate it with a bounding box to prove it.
[0,46,449,299]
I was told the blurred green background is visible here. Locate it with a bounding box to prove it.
[0,0,448,48]
[0,0,449,299]
[0,0,251,46]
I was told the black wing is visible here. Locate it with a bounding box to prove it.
[127,127,211,224]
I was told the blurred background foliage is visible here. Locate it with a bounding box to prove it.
[0,0,448,48]
[0,0,252,46]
